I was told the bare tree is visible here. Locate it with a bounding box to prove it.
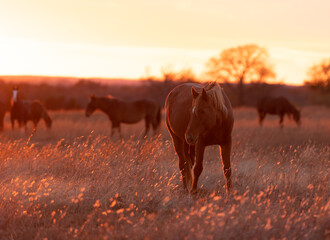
[304,58,330,93]
[205,44,275,106]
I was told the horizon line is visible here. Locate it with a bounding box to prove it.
[0,74,305,87]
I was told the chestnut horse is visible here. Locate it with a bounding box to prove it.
[10,88,52,132]
[257,96,301,127]
[85,95,161,137]
[0,101,5,131]
[165,82,234,193]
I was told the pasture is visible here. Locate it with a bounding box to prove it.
[0,107,329,239]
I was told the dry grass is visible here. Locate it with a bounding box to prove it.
[0,107,329,239]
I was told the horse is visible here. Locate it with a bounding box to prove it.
[0,101,5,131]
[85,95,161,137]
[257,96,301,128]
[10,87,52,132]
[165,82,234,193]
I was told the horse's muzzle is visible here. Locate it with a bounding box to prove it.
[185,133,198,145]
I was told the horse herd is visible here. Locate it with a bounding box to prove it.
[0,83,301,193]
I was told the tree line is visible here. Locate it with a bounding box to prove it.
[0,77,322,111]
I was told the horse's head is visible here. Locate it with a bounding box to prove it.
[85,95,97,117]
[293,109,301,126]
[185,87,218,145]
[46,118,52,129]
[12,87,19,103]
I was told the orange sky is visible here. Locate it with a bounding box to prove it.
[0,0,329,85]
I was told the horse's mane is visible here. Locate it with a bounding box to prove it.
[107,94,116,99]
[204,82,228,116]
[106,94,123,104]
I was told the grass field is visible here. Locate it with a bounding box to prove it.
[0,107,329,239]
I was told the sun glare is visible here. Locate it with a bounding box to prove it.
[0,37,214,80]
[269,47,330,85]
[0,0,329,85]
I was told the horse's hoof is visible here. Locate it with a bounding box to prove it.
[190,188,198,195]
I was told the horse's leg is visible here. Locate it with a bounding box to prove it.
[18,120,26,132]
[279,114,284,128]
[111,127,119,138]
[110,124,115,137]
[258,111,266,126]
[144,117,150,137]
[170,132,192,191]
[191,142,205,193]
[151,120,157,136]
[24,122,28,133]
[110,122,122,139]
[118,124,123,139]
[188,145,195,167]
[0,117,3,131]
[108,119,115,137]
[220,139,232,193]
[151,114,160,136]
[33,119,39,132]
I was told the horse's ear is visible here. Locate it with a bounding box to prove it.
[191,87,199,99]
[202,88,208,101]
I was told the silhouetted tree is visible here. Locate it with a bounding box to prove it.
[205,44,275,106]
[304,58,330,93]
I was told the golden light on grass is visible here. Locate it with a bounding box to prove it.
[0,107,329,239]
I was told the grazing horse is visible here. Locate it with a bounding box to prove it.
[165,82,234,193]
[85,95,161,137]
[0,101,5,131]
[10,88,52,132]
[257,96,301,127]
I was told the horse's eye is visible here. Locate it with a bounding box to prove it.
[199,109,206,115]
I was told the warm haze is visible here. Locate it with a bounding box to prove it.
[0,0,329,85]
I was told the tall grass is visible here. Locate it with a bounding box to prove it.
[0,107,329,239]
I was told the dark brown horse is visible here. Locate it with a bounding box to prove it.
[165,82,234,193]
[85,95,161,137]
[10,88,52,132]
[257,96,301,127]
[0,101,5,131]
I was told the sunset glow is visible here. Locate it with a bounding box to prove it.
[0,0,329,85]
